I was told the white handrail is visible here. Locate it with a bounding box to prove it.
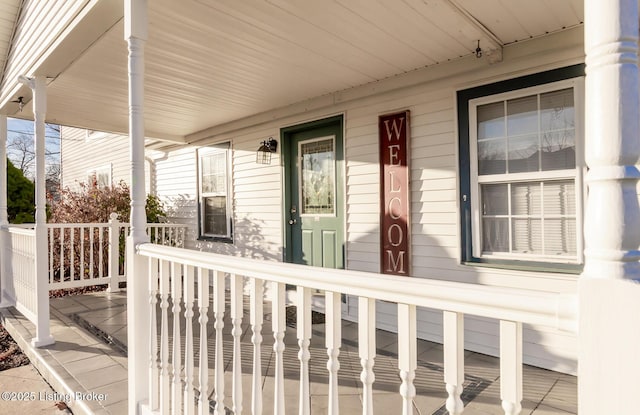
[137,243,577,331]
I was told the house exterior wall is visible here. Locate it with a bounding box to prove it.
[60,126,130,190]
[59,27,587,374]
[60,126,158,195]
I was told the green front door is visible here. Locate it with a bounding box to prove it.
[283,116,344,268]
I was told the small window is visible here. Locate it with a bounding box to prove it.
[458,65,585,271]
[198,144,232,240]
[87,164,112,188]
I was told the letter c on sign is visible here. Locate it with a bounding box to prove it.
[388,197,402,220]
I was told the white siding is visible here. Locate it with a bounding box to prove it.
[60,126,130,190]
[155,130,283,260]
[155,147,198,242]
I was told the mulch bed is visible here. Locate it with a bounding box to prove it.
[49,284,109,299]
[0,323,30,371]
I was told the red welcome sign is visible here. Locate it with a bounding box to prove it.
[379,110,410,275]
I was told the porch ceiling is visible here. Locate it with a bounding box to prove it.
[0,0,20,86]
[8,0,583,142]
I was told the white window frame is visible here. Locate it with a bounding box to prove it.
[85,130,110,142]
[87,164,112,188]
[197,144,232,240]
[468,78,585,264]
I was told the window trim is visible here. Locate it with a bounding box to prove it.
[197,144,233,242]
[87,164,112,188]
[85,130,110,141]
[457,64,586,272]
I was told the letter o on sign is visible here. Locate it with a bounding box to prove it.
[388,223,403,247]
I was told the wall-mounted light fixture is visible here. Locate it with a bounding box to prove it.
[256,137,278,164]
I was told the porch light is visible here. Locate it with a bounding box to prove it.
[256,137,278,164]
[12,96,25,112]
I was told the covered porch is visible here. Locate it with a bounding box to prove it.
[0,0,639,414]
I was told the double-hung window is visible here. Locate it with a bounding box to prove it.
[198,144,232,240]
[459,66,585,270]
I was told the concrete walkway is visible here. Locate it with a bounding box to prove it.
[0,364,72,414]
[1,290,577,414]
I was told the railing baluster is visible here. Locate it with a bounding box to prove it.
[183,265,196,415]
[326,291,341,415]
[149,256,160,411]
[48,228,52,284]
[213,270,226,415]
[197,268,210,415]
[500,321,522,415]
[250,278,264,415]
[160,260,171,414]
[60,227,65,281]
[272,281,286,415]
[171,262,183,415]
[398,304,416,415]
[298,286,312,415]
[89,227,94,279]
[98,227,104,278]
[358,297,376,415]
[80,227,85,280]
[69,228,75,281]
[231,273,244,414]
[444,311,465,415]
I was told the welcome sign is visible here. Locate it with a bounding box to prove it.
[379,110,410,276]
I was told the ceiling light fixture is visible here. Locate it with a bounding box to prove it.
[12,96,25,112]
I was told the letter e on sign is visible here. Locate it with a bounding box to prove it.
[379,110,410,275]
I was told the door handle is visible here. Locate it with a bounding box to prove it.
[288,219,297,225]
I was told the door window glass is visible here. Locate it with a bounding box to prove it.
[300,136,335,215]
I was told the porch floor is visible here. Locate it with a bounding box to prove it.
[1,290,577,415]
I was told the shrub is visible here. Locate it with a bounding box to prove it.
[48,181,167,283]
[49,181,165,224]
[7,159,35,223]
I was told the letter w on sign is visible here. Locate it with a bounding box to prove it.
[379,110,410,276]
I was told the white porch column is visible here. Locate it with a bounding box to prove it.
[0,115,7,226]
[583,0,640,280]
[20,76,54,347]
[33,76,54,346]
[125,0,150,414]
[0,114,10,308]
[580,0,640,413]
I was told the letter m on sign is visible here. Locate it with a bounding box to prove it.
[379,110,410,276]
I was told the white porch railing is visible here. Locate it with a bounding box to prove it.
[134,243,578,415]
[0,217,188,348]
[48,214,187,292]
[3,225,53,346]
[6,226,37,322]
